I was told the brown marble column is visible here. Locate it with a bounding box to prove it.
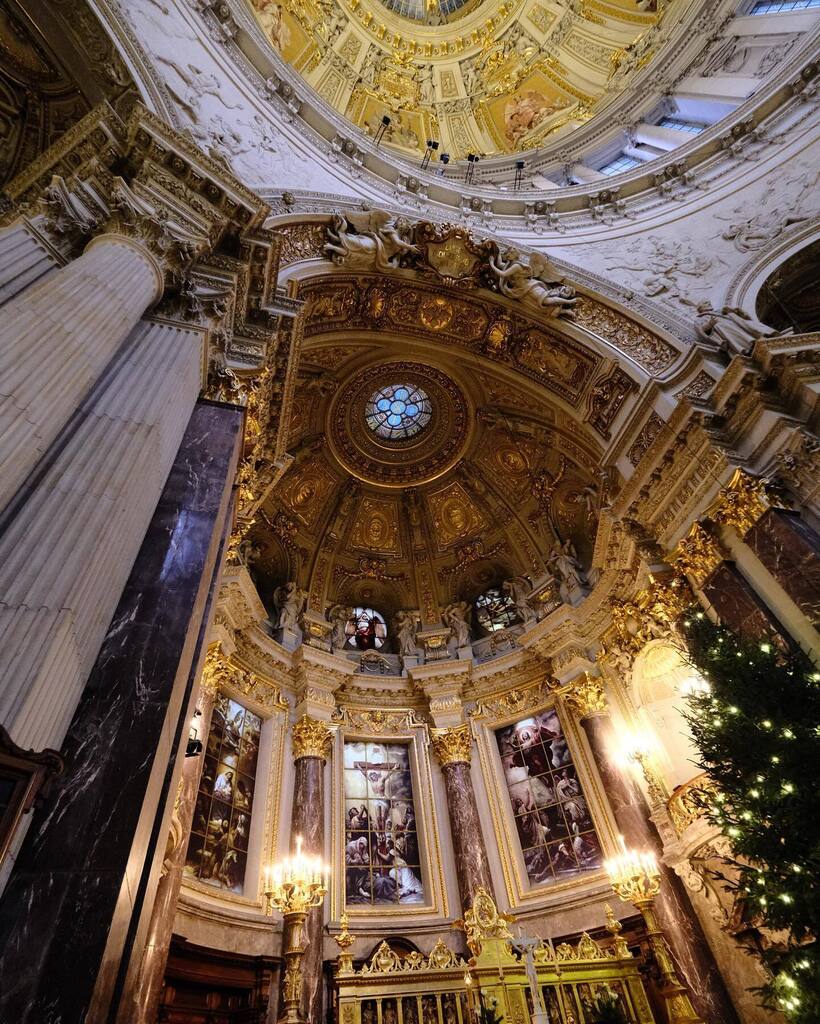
[744,509,820,630]
[125,660,220,1024]
[572,683,740,1024]
[281,715,331,1024]
[430,724,494,910]
[674,521,790,644]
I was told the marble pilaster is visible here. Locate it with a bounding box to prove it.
[282,715,332,1024]
[0,319,203,754]
[0,400,243,1024]
[580,712,740,1024]
[744,509,820,629]
[430,725,494,910]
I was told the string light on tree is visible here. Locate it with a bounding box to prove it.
[680,612,819,1023]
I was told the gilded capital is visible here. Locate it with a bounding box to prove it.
[671,521,724,588]
[430,724,472,767]
[712,468,770,536]
[291,714,332,762]
[564,674,608,720]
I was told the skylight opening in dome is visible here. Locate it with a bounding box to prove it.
[376,0,475,20]
[366,384,432,440]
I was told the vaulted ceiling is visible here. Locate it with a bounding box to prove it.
[247,0,667,159]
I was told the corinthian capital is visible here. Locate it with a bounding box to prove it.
[563,674,608,720]
[291,715,332,762]
[430,724,472,767]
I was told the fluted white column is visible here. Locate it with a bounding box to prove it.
[569,163,607,184]
[633,123,693,151]
[0,221,57,306]
[0,233,164,514]
[0,319,203,752]
[623,143,660,163]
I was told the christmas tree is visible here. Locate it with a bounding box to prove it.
[680,610,820,1022]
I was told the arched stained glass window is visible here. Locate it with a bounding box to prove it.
[345,607,388,650]
[365,384,432,441]
[475,586,519,633]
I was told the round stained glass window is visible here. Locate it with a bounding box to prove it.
[365,383,432,441]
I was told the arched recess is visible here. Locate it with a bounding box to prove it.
[755,238,820,335]
[723,223,820,331]
[630,640,703,790]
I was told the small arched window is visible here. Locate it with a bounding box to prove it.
[345,607,388,650]
[474,587,518,633]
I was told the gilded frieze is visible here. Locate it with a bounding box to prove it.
[275,221,327,267]
[349,495,401,555]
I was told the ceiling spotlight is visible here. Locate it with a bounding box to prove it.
[374,115,391,146]
[421,139,439,170]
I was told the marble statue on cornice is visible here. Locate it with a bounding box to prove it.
[489,250,577,320]
[503,576,538,625]
[394,610,418,658]
[690,301,778,357]
[329,603,352,651]
[548,538,587,604]
[274,581,307,630]
[325,210,420,272]
[443,601,471,649]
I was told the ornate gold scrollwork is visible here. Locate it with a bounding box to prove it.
[671,522,724,589]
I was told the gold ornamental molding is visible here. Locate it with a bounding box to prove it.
[430,723,473,766]
[291,714,333,761]
[667,772,720,835]
[200,646,289,710]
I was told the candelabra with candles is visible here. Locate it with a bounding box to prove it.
[264,836,328,1024]
[605,840,703,1024]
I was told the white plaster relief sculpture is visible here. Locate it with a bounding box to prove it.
[489,250,577,319]
[325,211,419,272]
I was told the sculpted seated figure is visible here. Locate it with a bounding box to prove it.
[489,249,577,319]
[325,210,419,273]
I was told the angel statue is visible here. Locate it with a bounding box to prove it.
[273,581,307,631]
[394,610,418,658]
[325,210,419,273]
[502,576,537,625]
[488,249,577,320]
[443,601,472,649]
[328,604,351,651]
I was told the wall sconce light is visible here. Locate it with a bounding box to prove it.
[186,708,203,757]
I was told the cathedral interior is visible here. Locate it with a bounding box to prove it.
[0,0,818,1022]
